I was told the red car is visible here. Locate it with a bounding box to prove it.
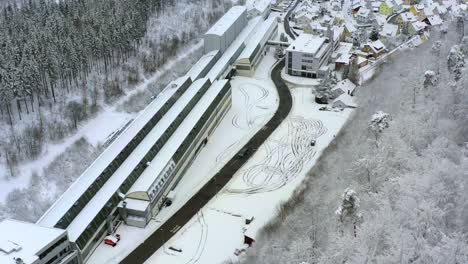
[104,234,121,247]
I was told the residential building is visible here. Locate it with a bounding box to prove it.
[409,21,427,35]
[424,15,444,26]
[395,12,418,34]
[363,39,387,58]
[380,23,399,38]
[355,7,371,23]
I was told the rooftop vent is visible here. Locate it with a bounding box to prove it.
[0,240,22,255]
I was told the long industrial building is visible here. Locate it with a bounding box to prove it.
[0,4,281,264]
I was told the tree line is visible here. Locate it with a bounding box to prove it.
[0,0,175,122]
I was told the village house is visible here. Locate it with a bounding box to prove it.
[380,23,400,38]
[409,20,427,35]
[356,7,372,23]
[424,14,444,26]
[363,39,387,58]
[395,11,418,34]
[333,93,358,108]
[333,42,354,70]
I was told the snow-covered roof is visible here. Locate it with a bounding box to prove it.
[381,23,399,37]
[286,34,327,54]
[426,15,443,25]
[423,7,434,16]
[186,50,220,81]
[333,94,357,107]
[411,21,427,31]
[335,42,353,55]
[0,219,66,264]
[126,79,230,194]
[333,79,357,94]
[37,75,192,228]
[356,7,370,17]
[369,39,385,51]
[410,34,424,46]
[344,21,357,33]
[356,56,368,64]
[442,0,456,9]
[63,78,212,242]
[399,12,417,22]
[435,4,447,14]
[237,14,278,63]
[206,6,247,36]
[119,198,149,212]
[206,17,263,82]
[384,0,394,8]
[246,0,271,13]
[333,26,344,42]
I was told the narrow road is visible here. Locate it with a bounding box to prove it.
[284,0,300,40]
[121,59,292,264]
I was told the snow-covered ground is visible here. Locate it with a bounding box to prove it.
[142,53,354,264]
[87,49,280,264]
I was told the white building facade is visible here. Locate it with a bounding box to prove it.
[285,33,334,78]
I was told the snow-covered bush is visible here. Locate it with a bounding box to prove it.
[447,45,465,80]
[335,188,360,222]
[423,70,438,88]
[370,111,391,133]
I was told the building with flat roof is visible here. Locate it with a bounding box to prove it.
[235,15,279,76]
[0,219,79,264]
[204,6,248,54]
[285,33,334,78]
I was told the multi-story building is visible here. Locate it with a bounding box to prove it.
[0,219,79,264]
[285,33,334,78]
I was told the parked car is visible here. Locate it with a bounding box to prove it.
[310,139,316,147]
[104,234,121,247]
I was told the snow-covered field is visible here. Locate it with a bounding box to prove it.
[141,53,354,264]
